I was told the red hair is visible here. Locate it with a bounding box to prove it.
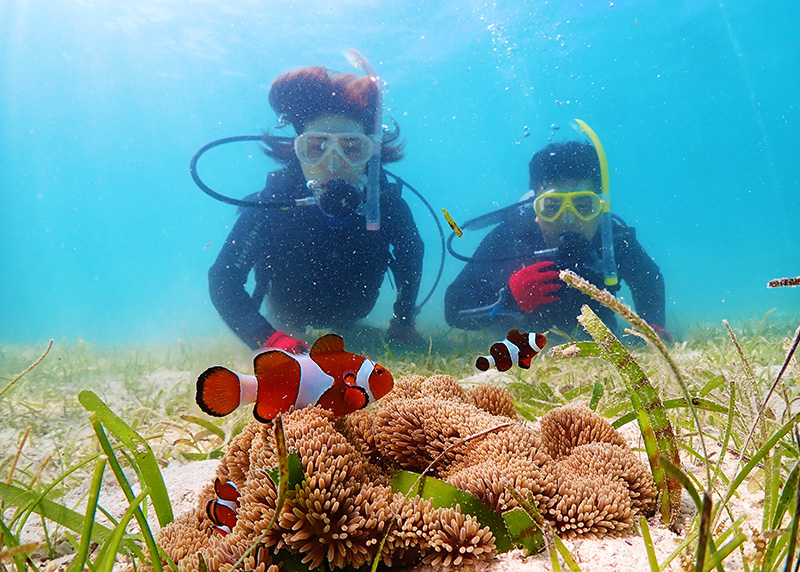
[269,67,379,134]
[263,66,404,164]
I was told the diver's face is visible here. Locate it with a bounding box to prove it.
[296,115,368,186]
[534,178,602,248]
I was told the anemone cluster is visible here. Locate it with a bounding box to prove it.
[156,374,656,571]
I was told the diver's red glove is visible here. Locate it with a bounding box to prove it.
[508,261,562,314]
[265,331,310,354]
[649,324,674,342]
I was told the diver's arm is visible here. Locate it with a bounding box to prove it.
[616,227,666,328]
[386,197,424,326]
[208,209,276,349]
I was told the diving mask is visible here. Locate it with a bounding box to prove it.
[533,190,604,223]
[294,132,373,168]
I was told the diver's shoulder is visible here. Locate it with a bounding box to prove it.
[611,217,644,253]
[235,166,302,215]
[479,217,538,250]
[612,216,636,239]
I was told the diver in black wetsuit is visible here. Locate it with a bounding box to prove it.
[209,67,425,352]
[445,140,668,341]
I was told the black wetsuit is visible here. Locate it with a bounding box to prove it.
[445,208,664,337]
[209,162,424,349]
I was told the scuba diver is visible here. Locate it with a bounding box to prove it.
[206,66,426,352]
[445,132,669,341]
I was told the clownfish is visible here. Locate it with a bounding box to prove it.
[196,334,393,423]
[206,478,240,536]
[475,329,547,372]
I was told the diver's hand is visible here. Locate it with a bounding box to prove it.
[385,320,427,351]
[508,261,562,313]
[264,331,310,354]
[649,324,674,342]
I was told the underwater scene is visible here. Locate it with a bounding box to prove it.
[2,1,800,571]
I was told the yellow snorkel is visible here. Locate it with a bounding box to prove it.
[574,119,618,287]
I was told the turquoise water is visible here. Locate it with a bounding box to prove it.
[2,1,798,346]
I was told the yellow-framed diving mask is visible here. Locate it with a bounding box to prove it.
[533,190,605,223]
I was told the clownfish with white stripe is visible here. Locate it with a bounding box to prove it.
[475,329,547,372]
[206,478,240,535]
[196,334,393,423]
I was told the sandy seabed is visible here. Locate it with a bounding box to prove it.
[29,370,766,572]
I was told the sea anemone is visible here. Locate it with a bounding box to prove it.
[466,384,519,420]
[154,375,656,570]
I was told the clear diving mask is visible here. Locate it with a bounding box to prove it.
[293,132,374,168]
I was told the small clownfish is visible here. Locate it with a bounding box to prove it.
[196,334,393,423]
[206,478,240,536]
[475,329,547,372]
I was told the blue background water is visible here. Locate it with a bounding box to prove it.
[2,0,798,346]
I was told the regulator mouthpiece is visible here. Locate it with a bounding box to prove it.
[317,179,362,218]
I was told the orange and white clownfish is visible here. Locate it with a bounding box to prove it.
[206,478,240,536]
[475,329,547,372]
[196,334,393,423]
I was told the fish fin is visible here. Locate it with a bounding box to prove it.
[206,499,238,530]
[344,372,356,385]
[345,385,369,411]
[518,355,533,369]
[196,366,241,417]
[252,351,302,422]
[506,328,530,350]
[506,328,523,341]
[214,478,240,502]
[309,333,346,357]
[475,356,493,371]
[317,382,368,416]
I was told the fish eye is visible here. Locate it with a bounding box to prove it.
[375,367,384,374]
